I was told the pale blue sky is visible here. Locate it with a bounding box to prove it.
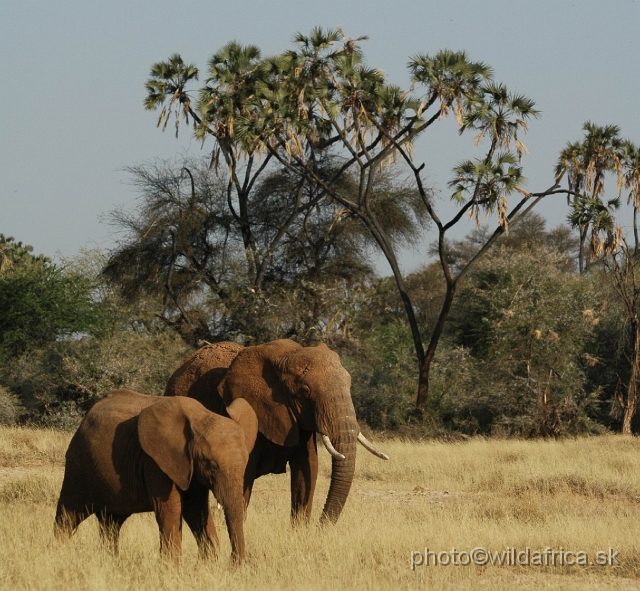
[1,0,638,273]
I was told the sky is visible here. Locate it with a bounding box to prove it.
[1,0,638,275]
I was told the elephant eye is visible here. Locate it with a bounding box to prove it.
[300,384,311,396]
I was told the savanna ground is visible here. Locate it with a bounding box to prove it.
[1,428,640,590]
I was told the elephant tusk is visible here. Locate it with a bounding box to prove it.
[358,432,389,460]
[321,434,345,460]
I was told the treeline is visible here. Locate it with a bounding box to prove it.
[2,27,638,436]
[0,204,635,437]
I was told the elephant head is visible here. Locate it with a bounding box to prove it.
[218,339,386,523]
[138,396,257,561]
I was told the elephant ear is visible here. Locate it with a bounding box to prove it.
[226,398,259,452]
[220,339,302,447]
[138,397,194,491]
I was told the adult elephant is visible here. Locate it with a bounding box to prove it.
[164,339,388,523]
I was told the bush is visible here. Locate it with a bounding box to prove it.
[439,246,605,436]
[343,245,607,437]
[3,329,189,429]
[0,385,23,426]
[0,259,103,358]
[343,322,418,430]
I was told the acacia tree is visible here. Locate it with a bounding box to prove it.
[104,157,420,344]
[145,28,567,412]
[103,160,236,341]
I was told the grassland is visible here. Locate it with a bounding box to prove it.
[1,427,640,590]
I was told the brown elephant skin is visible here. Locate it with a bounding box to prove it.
[165,339,387,524]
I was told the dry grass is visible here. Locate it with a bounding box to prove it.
[1,427,640,590]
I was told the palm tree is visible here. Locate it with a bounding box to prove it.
[144,54,200,137]
[620,141,640,253]
[556,122,623,272]
[259,33,551,411]
[567,194,620,265]
[259,32,555,412]
[145,46,303,291]
[408,49,492,127]
[460,82,539,162]
[144,29,562,414]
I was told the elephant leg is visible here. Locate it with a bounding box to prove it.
[151,487,183,561]
[288,430,318,524]
[145,459,183,560]
[54,503,91,539]
[182,484,219,559]
[54,469,92,538]
[96,511,129,556]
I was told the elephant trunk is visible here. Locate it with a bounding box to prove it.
[318,405,358,524]
[215,477,246,564]
[223,497,246,564]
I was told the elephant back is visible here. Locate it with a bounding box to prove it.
[164,342,244,416]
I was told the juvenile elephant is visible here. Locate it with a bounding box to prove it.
[54,389,257,564]
[164,339,388,524]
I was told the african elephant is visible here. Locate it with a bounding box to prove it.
[54,389,257,564]
[164,339,388,524]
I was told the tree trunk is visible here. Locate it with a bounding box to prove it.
[578,225,588,274]
[622,318,640,435]
[634,206,639,256]
[360,214,425,366]
[415,282,456,410]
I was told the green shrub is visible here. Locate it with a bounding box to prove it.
[343,322,418,430]
[440,246,605,436]
[0,255,103,357]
